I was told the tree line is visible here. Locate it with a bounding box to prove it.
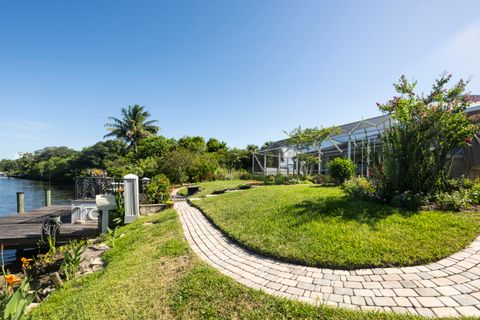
[0,105,268,184]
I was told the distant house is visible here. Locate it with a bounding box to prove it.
[253,97,480,178]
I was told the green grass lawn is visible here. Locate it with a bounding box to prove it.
[194,184,480,269]
[178,179,256,198]
[27,209,437,320]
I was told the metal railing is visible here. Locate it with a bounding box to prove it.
[74,177,124,200]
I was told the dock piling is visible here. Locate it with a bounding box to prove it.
[17,192,25,213]
[45,189,51,207]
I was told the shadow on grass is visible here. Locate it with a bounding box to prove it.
[287,196,418,227]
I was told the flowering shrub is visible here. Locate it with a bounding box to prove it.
[343,177,375,199]
[1,247,35,320]
[436,191,467,211]
[20,258,32,270]
[375,74,477,199]
[145,174,171,204]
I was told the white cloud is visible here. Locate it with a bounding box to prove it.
[0,119,51,141]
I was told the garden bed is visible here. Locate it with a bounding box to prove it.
[194,184,480,269]
[178,179,260,198]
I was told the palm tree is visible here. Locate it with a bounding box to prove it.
[104,105,159,152]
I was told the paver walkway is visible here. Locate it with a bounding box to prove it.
[174,199,480,317]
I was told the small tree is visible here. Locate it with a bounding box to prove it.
[286,126,340,175]
[159,148,195,184]
[375,74,477,197]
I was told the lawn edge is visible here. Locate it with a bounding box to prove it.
[189,195,480,270]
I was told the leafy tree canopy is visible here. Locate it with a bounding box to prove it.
[245,144,259,153]
[104,105,159,152]
[206,138,228,153]
[73,140,126,170]
[178,136,206,153]
[261,141,274,150]
[286,126,340,152]
[135,136,176,160]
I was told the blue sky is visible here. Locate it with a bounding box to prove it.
[1,0,480,159]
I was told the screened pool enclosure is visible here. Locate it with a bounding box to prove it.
[252,104,480,179]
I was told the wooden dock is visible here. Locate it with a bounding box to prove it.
[0,205,98,248]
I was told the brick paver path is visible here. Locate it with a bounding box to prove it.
[174,199,480,317]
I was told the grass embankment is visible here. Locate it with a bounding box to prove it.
[178,179,256,198]
[194,184,480,269]
[29,209,440,320]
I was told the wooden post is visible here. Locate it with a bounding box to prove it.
[45,189,51,207]
[17,192,25,213]
[50,272,64,287]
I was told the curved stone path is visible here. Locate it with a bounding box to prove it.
[174,199,480,317]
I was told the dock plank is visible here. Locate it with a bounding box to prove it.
[0,205,98,248]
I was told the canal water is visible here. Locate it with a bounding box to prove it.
[0,177,73,267]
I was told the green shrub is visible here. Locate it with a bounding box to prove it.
[262,175,274,185]
[391,191,429,211]
[212,167,228,180]
[137,156,161,178]
[314,174,333,185]
[219,169,253,181]
[262,174,305,185]
[467,182,480,205]
[442,177,474,192]
[145,174,171,204]
[112,190,125,227]
[239,172,264,181]
[60,241,86,281]
[436,191,467,211]
[188,153,220,182]
[343,177,375,199]
[274,174,285,185]
[327,158,356,183]
[301,175,319,184]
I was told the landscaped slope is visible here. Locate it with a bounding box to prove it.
[194,184,480,269]
[29,209,429,320]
